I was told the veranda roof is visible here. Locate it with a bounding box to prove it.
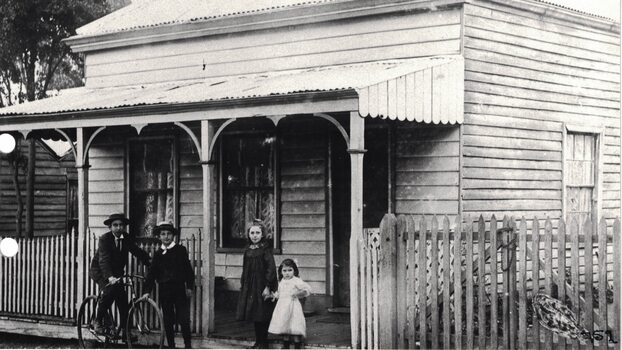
[0,55,464,124]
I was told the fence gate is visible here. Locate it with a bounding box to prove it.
[365,213,620,350]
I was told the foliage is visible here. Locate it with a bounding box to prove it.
[0,0,110,106]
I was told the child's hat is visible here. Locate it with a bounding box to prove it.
[104,213,130,226]
[153,221,179,236]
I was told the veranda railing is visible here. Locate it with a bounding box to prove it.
[356,214,621,350]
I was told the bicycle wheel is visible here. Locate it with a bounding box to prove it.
[77,295,111,348]
[127,297,165,349]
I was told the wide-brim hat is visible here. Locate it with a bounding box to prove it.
[153,222,179,236]
[103,213,130,226]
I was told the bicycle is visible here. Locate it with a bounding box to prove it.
[76,274,165,348]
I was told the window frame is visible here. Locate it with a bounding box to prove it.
[125,135,179,238]
[562,124,604,220]
[217,129,281,253]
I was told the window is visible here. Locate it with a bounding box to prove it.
[128,137,176,237]
[220,132,277,249]
[565,130,600,222]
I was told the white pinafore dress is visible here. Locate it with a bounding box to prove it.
[268,277,312,337]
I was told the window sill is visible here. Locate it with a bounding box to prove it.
[216,247,282,255]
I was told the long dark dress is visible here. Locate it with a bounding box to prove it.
[236,240,278,322]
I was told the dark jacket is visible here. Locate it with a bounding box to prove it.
[236,240,278,322]
[143,244,195,294]
[89,231,150,285]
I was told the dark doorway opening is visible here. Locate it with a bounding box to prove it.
[331,121,390,308]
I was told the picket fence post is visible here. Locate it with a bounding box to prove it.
[378,213,397,349]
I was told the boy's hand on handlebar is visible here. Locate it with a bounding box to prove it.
[141,293,150,299]
[108,276,120,285]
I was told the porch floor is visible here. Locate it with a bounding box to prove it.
[212,310,351,348]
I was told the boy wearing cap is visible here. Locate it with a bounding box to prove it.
[143,222,195,349]
[89,213,151,339]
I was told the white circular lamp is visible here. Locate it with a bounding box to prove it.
[0,133,16,154]
[0,237,18,257]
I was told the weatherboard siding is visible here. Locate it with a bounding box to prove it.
[83,8,462,88]
[87,138,126,235]
[462,1,621,221]
[394,124,461,224]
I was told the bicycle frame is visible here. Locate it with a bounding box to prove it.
[92,274,148,339]
[78,273,164,349]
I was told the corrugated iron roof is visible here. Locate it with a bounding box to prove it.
[532,0,618,22]
[76,0,339,36]
[75,0,617,37]
[0,56,464,124]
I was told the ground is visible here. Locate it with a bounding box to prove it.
[0,332,77,349]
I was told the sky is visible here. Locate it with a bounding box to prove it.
[546,0,620,21]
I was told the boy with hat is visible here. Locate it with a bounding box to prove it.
[143,221,195,349]
[89,213,151,339]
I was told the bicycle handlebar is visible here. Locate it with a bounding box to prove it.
[103,274,145,288]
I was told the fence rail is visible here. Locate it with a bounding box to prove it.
[357,214,620,350]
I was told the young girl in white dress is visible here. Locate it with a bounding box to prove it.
[268,259,312,349]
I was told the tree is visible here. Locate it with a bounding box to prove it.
[4,139,28,237]
[0,0,111,236]
[0,0,110,105]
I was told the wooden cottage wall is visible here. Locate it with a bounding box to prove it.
[462,1,621,223]
[394,124,461,223]
[88,135,126,234]
[85,123,329,299]
[32,143,73,235]
[0,140,73,237]
[215,120,328,297]
[82,8,462,88]
[178,127,203,237]
[87,128,203,239]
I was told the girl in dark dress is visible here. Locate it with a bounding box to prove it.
[236,220,278,349]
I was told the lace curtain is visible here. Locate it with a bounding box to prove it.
[222,133,275,248]
[129,139,175,237]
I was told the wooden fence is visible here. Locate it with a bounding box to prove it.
[0,229,203,334]
[357,214,620,349]
[0,229,78,319]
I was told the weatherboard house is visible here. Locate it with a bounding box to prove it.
[0,0,619,348]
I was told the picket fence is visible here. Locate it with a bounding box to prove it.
[0,229,78,319]
[357,214,621,350]
[0,229,203,335]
